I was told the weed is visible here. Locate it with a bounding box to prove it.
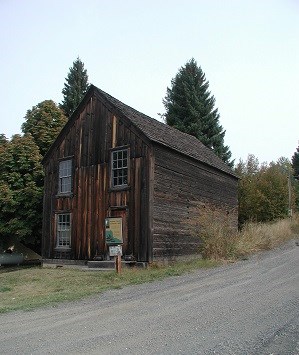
[196,210,299,260]
[236,217,298,256]
[0,286,12,293]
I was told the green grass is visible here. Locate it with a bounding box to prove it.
[0,258,217,314]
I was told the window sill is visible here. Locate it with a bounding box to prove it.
[54,247,71,250]
[109,185,130,192]
[56,193,73,198]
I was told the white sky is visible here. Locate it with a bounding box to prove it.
[0,0,298,164]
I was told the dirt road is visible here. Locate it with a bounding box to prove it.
[0,240,298,354]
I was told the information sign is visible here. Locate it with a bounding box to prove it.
[109,245,123,257]
[105,217,123,245]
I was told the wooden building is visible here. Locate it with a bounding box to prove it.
[42,85,238,263]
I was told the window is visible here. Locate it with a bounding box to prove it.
[59,159,72,194]
[56,214,71,248]
[111,149,128,187]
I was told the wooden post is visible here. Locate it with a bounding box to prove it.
[115,253,122,274]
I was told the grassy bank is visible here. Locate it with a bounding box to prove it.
[0,258,217,314]
[199,214,299,260]
[1,216,298,314]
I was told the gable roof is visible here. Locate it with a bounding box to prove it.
[43,84,237,178]
[93,86,236,178]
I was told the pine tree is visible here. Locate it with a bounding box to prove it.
[22,100,67,156]
[292,144,299,178]
[60,57,89,117]
[162,58,233,166]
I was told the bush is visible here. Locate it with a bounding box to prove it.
[192,206,238,260]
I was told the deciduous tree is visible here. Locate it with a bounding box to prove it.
[235,155,294,225]
[0,134,44,247]
[22,100,67,156]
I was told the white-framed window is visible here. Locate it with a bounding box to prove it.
[111,148,128,187]
[56,213,71,248]
[59,159,72,194]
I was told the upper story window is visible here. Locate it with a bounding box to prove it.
[59,159,72,194]
[111,148,128,188]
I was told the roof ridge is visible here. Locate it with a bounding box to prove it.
[93,86,236,178]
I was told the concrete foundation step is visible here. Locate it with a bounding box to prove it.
[87,260,137,269]
[42,259,147,270]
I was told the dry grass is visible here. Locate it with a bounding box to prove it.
[235,215,299,256]
[198,211,299,260]
[191,205,239,260]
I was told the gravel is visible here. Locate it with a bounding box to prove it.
[0,239,298,354]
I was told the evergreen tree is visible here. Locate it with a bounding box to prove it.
[162,58,233,166]
[292,144,299,178]
[22,100,67,156]
[60,57,89,117]
[0,133,6,144]
[0,134,44,246]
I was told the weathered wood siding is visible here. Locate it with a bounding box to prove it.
[42,87,238,263]
[152,144,238,260]
[42,93,151,261]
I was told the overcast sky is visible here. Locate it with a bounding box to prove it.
[0,0,298,164]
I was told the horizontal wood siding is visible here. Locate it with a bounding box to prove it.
[42,94,150,261]
[42,90,238,262]
[152,144,238,260]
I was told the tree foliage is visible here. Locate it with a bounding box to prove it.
[292,144,299,178]
[21,100,67,156]
[235,155,295,225]
[0,134,44,246]
[60,57,89,117]
[291,145,299,209]
[162,58,233,166]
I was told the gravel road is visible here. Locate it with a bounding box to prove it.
[0,240,298,355]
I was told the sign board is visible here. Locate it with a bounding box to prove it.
[105,217,123,245]
[109,245,123,257]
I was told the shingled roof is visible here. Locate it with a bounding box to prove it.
[43,84,236,178]
[93,86,236,178]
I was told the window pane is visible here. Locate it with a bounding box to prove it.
[57,213,71,248]
[111,149,128,187]
[113,169,118,179]
[59,160,72,193]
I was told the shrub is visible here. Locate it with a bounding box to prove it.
[190,205,238,260]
